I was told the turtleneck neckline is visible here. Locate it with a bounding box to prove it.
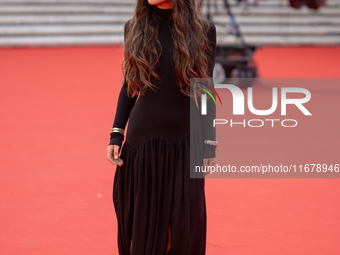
[155,6,173,20]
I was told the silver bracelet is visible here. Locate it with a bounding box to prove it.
[204,140,218,146]
[110,127,124,135]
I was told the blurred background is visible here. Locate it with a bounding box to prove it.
[1,0,339,79]
[0,0,338,47]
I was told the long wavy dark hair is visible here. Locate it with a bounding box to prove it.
[122,0,212,97]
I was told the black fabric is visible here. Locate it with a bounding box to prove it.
[110,6,216,255]
[109,85,137,150]
[109,9,216,158]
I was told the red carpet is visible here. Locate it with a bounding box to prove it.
[1,45,339,254]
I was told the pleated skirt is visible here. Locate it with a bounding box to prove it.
[112,129,206,255]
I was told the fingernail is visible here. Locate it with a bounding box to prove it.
[114,156,118,159]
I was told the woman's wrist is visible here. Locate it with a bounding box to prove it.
[109,132,124,147]
[203,144,216,158]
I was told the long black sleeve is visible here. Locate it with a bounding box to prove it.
[109,83,138,147]
[109,20,138,147]
[201,21,217,158]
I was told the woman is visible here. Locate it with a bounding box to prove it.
[107,0,217,254]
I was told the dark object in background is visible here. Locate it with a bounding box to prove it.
[215,45,258,88]
[289,0,305,8]
[289,0,326,9]
[201,0,259,88]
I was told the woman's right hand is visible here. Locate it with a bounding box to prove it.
[107,145,123,166]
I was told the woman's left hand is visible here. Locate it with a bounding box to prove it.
[203,157,216,177]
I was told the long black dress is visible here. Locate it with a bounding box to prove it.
[109,6,216,255]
